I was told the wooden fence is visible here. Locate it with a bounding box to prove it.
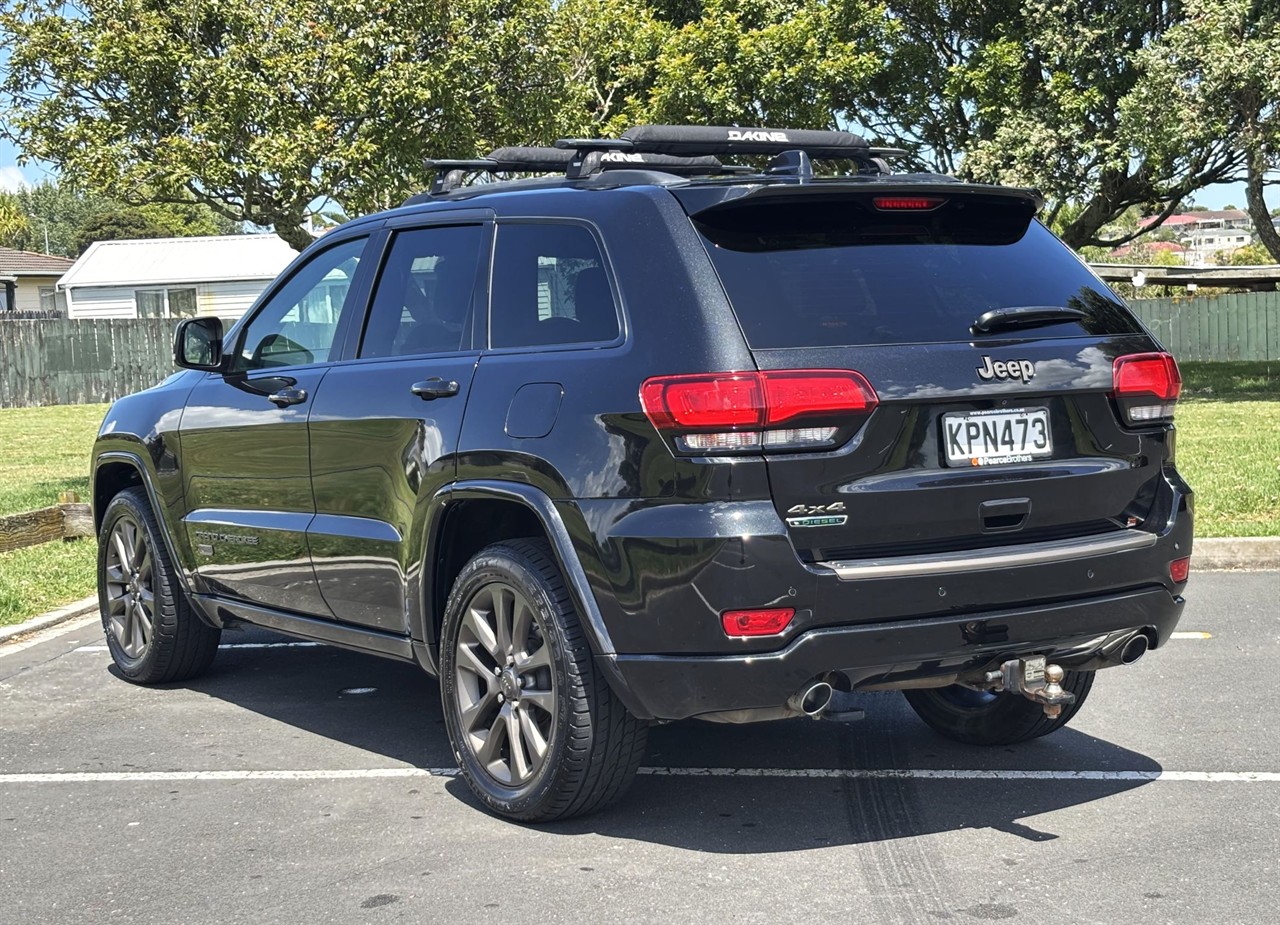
[0,492,94,553]
[1,318,178,408]
[1128,291,1280,362]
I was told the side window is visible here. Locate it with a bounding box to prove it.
[490,223,619,349]
[234,237,366,371]
[359,224,485,358]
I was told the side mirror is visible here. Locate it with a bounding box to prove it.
[174,317,226,371]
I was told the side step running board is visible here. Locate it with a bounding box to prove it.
[818,530,1158,581]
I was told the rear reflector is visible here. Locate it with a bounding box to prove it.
[872,196,946,211]
[1170,556,1190,583]
[640,369,877,453]
[721,608,795,637]
[1112,352,1182,424]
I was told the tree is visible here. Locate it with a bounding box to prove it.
[0,195,31,247]
[1134,0,1280,261]
[71,209,171,255]
[855,1,1244,249]
[1,0,562,251]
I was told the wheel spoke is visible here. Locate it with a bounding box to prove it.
[130,603,147,656]
[108,593,130,641]
[520,688,554,714]
[129,521,146,569]
[506,703,530,780]
[135,593,154,643]
[105,563,126,585]
[136,550,152,583]
[511,598,534,661]
[456,641,493,681]
[493,587,514,659]
[462,606,502,662]
[460,686,499,733]
[475,706,509,775]
[515,643,552,673]
[110,529,131,574]
[516,704,548,763]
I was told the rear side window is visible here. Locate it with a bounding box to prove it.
[360,224,485,358]
[490,223,619,349]
[693,199,1141,348]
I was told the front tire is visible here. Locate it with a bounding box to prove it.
[903,670,1095,746]
[98,487,221,684]
[440,539,646,822]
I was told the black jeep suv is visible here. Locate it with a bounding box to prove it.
[91,125,1192,821]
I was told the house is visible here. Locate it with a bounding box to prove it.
[0,246,75,313]
[57,235,298,319]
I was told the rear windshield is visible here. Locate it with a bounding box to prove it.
[692,198,1141,348]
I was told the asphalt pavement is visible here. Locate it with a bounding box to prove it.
[1,570,1277,925]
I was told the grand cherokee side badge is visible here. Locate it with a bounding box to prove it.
[787,502,847,528]
[976,356,1035,383]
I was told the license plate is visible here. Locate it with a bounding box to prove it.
[942,407,1051,467]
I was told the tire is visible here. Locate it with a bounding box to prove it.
[97,486,221,684]
[439,538,647,822]
[902,670,1095,746]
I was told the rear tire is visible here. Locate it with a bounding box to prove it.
[440,538,647,822]
[97,487,221,684]
[903,670,1094,746]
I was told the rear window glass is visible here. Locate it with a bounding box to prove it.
[692,199,1141,348]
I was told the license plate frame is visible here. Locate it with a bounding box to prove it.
[941,407,1052,467]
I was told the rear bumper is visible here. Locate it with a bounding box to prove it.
[605,586,1184,721]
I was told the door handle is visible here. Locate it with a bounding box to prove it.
[411,378,460,401]
[267,387,308,407]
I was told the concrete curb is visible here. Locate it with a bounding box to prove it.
[1194,537,1280,571]
[0,595,98,645]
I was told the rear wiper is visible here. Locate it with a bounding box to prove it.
[970,305,1087,335]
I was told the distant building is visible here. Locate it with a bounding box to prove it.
[1108,241,1189,260]
[1138,209,1251,234]
[57,235,297,319]
[1134,209,1255,266]
[0,247,75,313]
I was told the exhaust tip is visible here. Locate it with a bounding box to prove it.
[790,681,834,717]
[1120,633,1150,665]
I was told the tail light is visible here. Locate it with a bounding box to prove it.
[1112,352,1181,425]
[640,369,878,454]
[1169,556,1190,583]
[722,608,795,637]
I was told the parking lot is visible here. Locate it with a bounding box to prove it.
[1,570,1276,924]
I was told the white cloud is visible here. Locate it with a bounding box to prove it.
[0,166,29,192]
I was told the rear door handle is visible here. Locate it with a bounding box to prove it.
[267,387,308,407]
[411,378,460,401]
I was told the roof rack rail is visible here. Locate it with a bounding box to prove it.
[423,145,744,193]
[418,125,912,196]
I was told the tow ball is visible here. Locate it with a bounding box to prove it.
[983,656,1075,719]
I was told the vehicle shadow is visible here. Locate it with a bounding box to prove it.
[167,629,1162,853]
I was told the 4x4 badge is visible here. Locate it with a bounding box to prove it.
[787,502,847,528]
[976,356,1035,383]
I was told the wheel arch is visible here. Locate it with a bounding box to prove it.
[422,481,617,662]
[92,449,198,597]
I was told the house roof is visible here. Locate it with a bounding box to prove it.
[1109,241,1188,258]
[0,246,75,276]
[57,235,297,290]
[1138,209,1250,229]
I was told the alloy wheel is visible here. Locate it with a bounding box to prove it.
[104,515,155,659]
[453,582,556,786]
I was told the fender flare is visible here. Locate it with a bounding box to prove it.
[93,449,198,596]
[429,480,616,658]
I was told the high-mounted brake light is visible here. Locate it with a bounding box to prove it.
[640,369,878,453]
[722,608,795,637]
[872,196,946,211]
[1112,352,1181,424]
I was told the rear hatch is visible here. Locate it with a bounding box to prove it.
[668,183,1179,565]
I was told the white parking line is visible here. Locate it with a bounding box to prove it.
[1,767,1277,784]
[1170,631,1213,639]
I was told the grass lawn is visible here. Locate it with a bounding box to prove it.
[0,403,107,627]
[0,370,1276,627]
